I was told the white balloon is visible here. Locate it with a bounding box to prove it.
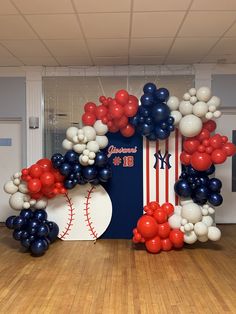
[86,141,100,153]
[34,198,48,209]
[207,96,221,108]
[4,181,18,194]
[96,135,108,149]
[94,120,108,136]
[208,105,216,113]
[13,172,21,179]
[174,205,182,215]
[13,178,20,186]
[180,198,193,206]
[18,183,28,194]
[193,101,209,118]
[198,235,208,242]
[202,216,213,227]
[72,135,79,144]
[194,222,208,236]
[171,111,182,125]
[179,114,202,137]
[89,152,96,159]
[168,214,182,229]
[9,192,25,210]
[83,149,90,156]
[182,202,202,224]
[88,159,95,165]
[73,143,86,153]
[29,199,36,205]
[190,96,197,104]
[167,96,179,110]
[208,226,221,241]
[79,155,89,166]
[205,112,214,120]
[208,207,215,215]
[179,101,193,116]
[184,223,192,232]
[196,87,211,102]
[201,207,208,216]
[82,126,96,141]
[184,231,198,244]
[189,88,197,96]
[181,218,188,225]
[62,139,73,150]
[23,202,30,209]
[66,127,79,141]
[213,110,222,118]
[183,93,191,101]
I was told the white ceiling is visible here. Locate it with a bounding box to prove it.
[0,0,236,66]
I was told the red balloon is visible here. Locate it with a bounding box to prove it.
[148,201,160,211]
[206,146,213,154]
[128,95,139,107]
[120,124,135,137]
[109,103,124,119]
[169,229,184,249]
[158,222,171,239]
[84,102,96,114]
[95,105,108,119]
[180,151,191,165]
[28,178,42,193]
[40,172,55,187]
[161,238,173,251]
[203,120,216,133]
[222,142,236,157]
[101,116,108,124]
[183,139,200,154]
[99,96,106,104]
[36,159,52,172]
[202,139,210,147]
[29,164,43,178]
[41,185,54,196]
[82,112,96,126]
[209,134,223,149]
[114,115,128,129]
[21,168,29,176]
[137,215,158,239]
[191,152,212,171]
[115,89,129,106]
[108,124,119,133]
[52,169,64,182]
[221,136,228,143]
[124,100,139,117]
[211,149,227,164]
[30,192,43,200]
[196,128,210,142]
[145,236,162,254]
[161,202,174,216]
[153,209,167,224]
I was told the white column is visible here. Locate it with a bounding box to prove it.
[194,64,214,89]
[25,67,43,166]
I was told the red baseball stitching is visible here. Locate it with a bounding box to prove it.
[59,193,75,239]
[83,186,98,240]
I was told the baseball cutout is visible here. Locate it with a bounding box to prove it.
[46,183,112,241]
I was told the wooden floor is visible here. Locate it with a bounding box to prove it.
[0,225,235,314]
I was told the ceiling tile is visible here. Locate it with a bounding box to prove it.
[169,37,218,57]
[132,12,185,38]
[73,0,131,12]
[13,0,74,14]
[130,38,173,56]
[1,40,51,57]
[208,38,236,55]
[191,0,236,11]
[93,56,128,65]
[179,12,236,37]
[56,56,93,66]
[79,13,130,38]
[130,56,165,64]
[0,44,16,57]
[133,0,191,11]
[0,56,23,66]
[165,55,201,64]
[0,15,37,39]
[25,14,82,39]
[225,22,236,36]
[0,0,18,14]
[19,56,58,66]
[88,39,128,57]
[44,39,89,57]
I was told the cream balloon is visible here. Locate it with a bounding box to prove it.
[86,141,100,153]
[208,226,221,241]
[93,120,108,136]
[4,181,18,194]
[9,192,25,210]
[82,126,96,141]
[179,101,193,116]
[18,183,28,194]
[168,214,182,229]
[196,87,211,102]
[62,139,73,150]
[202,216,213,227]
[179,114,202,137]
[205,112,213,120]
[180,198,193,206]
[207,96,221,108]
[190,96,197,104]
[213,110,222,118]
[66,127,79,142]
[183,93,191,101]
[170,111,182,125]
[184,231,198,244]
[96,135,108,149]
[73,143,86,153]
[193,101,209,118]
[34,198,48,209]
[181,202,202,224]
[194,222,208,236]
[198,235,208,242]
[189,88,197,96]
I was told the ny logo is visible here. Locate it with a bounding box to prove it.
[154,150,172,170]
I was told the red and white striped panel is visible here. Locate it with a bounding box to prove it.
[143,129,182,206]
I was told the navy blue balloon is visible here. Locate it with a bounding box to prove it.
[27,219,40,235]
[145,116,153,125]
[64,179,76,189]
[82,166,97,182]
[139,106,150,117]
[21,230,29,239]
[51,153,63,163]
[160,121,168,130]
[37,224,50,237]
[199,176,210,186]
[28,234,36,243]
[59,162,72,176]
[167,116,174,125]
[168,124,175,132]
[142,123,154,136]
[155,127,170,140]
[77,176,87,185]
[64,150,79,164]
[21,238,31,249]
[174,179,192,198]
[205,164,215,175]
[20,209,33,220]
[95,152,108,167]
[5,215,16,229]
[147,132,157,141]
[208,193,223,206]
[91,178,100,186]
[72,163,82,173]
[129,115,139,126]
[13,216,26,230]
[98,167,112,182]
[186,166,199,177]
[194,186,209,201]
[151,103,170,123]
[47,222,59,243]
[209,178,222,192]
[13,229,24,241]
[143,82,156,94]
[33,209,47,221]
[140,93,154,107]
[30,239,46,256]
[155,88,169,102]
[138,116,145,124]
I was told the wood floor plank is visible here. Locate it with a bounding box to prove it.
[0,225,235,313]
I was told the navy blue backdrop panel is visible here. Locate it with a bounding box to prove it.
[102,132,143,239]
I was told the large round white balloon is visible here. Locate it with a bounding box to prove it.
[181,202,202,224]
[179,101,193,116]
[95,135,108,149]
[167,96,179,110]
[9,192,25,210]
[189,88,197,96]
[4,181,18,194]
[86,141,100,153]
[168,214,182,229]
[18,183,28,194]
[93,120,108,136]
[179,114,202,137]
[82,126,96,141]
[62,139,73,150]
[196,87,211,102]
[194,222,208,236]
[207,96,221,108]
[208,226,221,241]
[184,231,198,244]
[193,101,209,118]
[66,127,78,142]
[171,111,182,125]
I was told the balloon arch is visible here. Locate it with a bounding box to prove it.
[4,83,236,256]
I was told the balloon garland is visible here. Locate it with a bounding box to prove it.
[3,82,236,256]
